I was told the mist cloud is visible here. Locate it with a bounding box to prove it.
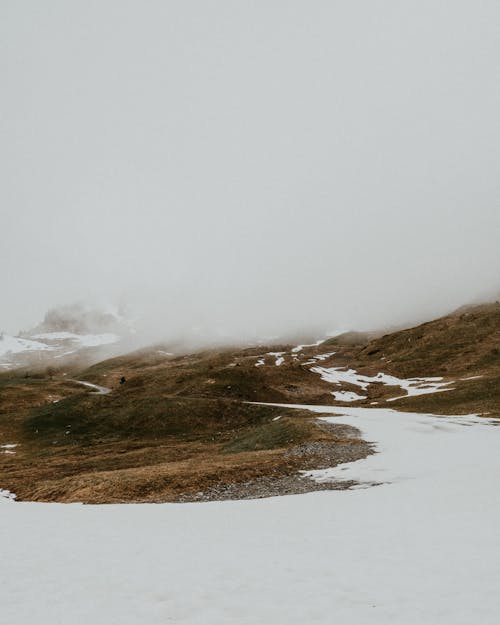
[2,1,500,343]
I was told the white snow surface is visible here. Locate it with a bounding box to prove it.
[75,380,113,395]
[304,352,336,365]
[31,331,119,347]
[1,444,17,455]
[331,391,367,402]
[294,404,498,485]
[0,334,53,357]
[291,339,326,353]
[1,403,500,623]
[267,351,285,366]
[0,332,119,365]
[311,365,454,400]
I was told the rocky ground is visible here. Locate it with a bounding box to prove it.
[178,422,373,502]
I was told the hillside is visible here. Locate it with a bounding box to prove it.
[1,302,498,503]
[78,302,500,417]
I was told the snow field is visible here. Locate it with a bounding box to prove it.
[0,335,54,358]
[1,404,500,624]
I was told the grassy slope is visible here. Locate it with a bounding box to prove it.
[82,304,499,417]
[343,303,500,416]
[354,303,500,376]
[1,302,498,503]
[0,367,349,502]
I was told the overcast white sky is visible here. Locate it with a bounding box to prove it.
[2,1,499,342]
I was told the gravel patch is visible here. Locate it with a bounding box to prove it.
[177,474,359,502]
[178,421,374,502]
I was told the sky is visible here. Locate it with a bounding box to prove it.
[2,1,500,343]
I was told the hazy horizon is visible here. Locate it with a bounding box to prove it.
[2,1,500,342]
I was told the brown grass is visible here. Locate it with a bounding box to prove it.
[0,371,363,503]
[2,302,498,503]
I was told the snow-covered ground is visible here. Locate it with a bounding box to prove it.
[311,365,454,401]
[304,351,336,364]
[1,404,499,624]
[331,390,367,402]
[0,444,17,455]
[267,351,286,366]
[0,330,121,370]
[0,334,54,358]
[32,331,119,347]
[291,339,326,353]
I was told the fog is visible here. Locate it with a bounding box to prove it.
[2,1,500,344]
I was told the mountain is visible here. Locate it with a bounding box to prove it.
[0,303,135,372]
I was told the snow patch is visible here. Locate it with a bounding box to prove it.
[331,391,366,402]
[53,350,78,359]
[0,335,53,357]
[32,332,119,347]
[0,489,16,501]
[291,339,326,353]
[304,352,336,365]
[75,380,112,395]
[267,352,285,366]
[311,366,454,400]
